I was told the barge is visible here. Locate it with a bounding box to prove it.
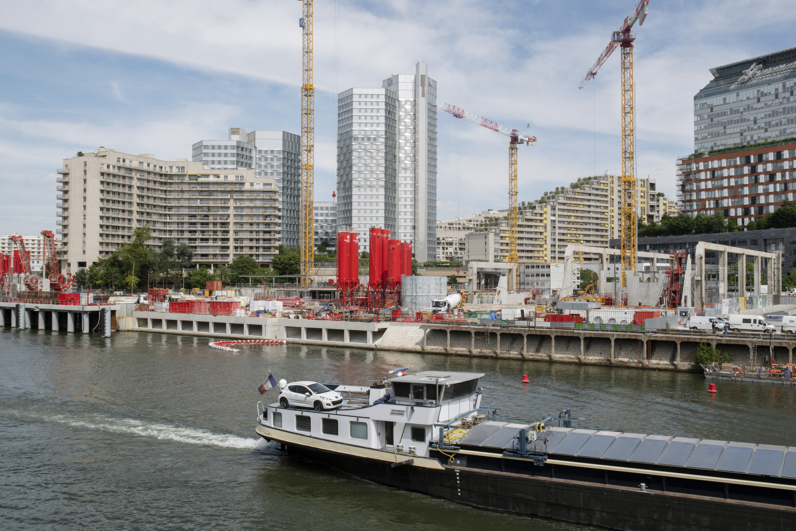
[255,371,796,530]
[703,361,796,386]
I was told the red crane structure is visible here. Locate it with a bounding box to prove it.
[438,103,536,290]
[10,235,40,292]
[41,230,74,292]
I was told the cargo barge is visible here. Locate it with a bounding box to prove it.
[255,371,796,531]
[703,361,796,386]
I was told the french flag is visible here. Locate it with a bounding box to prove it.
[389,367,409,376]
[258,372,278,395]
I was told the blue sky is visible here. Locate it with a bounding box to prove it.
[1,0,794,235]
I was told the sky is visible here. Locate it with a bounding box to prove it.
[0,0,794,235]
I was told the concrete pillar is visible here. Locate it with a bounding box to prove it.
[754,256,761,298]
[244,323,249,337]
[675,340,681,365]
[193,320,198,333]
[610,337,615,363]
[719,250,728,300]
[580,335,585,360]
[523,333,528,358]
[25,309,33,330]
[345,329,351,344]
[82,312,89,333]
[496,332,501,354]
[471,330,475,353]
[738,254,746,299]
[52,311,59,332]
[322,328,328,342]
[550,334,556,360]
[0,308,4,328]
[367,330,373,345]
[67,312,75,332]
[446,330,450,351]
[641,339,648,367]
[789,347,792,365]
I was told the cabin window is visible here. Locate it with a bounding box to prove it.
[393,382,410,398]
[443,380,479,400]
[743,318,752,324]
[350,422,368,440]
[411,427,426,442]
[296,416,311,432]
[273,412,282,428]
[322,418,339,436]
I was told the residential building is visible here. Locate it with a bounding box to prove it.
[694,47,796,153]
[676,141,796,227]
[192,128,301,248]
[464,231,499,263]
[56,147,279,271]
[519,263,565,293]
[0,233,59,271]
[314,201,336,251]
[436,210,505,262]
[336,62,437,261]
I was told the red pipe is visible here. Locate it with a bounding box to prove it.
[380,229,390,286]
[401,242,412,278]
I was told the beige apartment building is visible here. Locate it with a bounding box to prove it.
[438,175,677,265]
[57,147,279,271]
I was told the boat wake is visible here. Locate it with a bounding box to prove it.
[9,408,264,449]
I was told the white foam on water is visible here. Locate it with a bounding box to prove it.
[46,412,261,449]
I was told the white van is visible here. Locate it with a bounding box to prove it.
[687,316,715,331]
[727,314,775,333]
[782,316,796,334]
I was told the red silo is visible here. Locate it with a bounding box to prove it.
[349,233,360,284]
[401,242,412,278]
[369,227,381,288]
[380,229,390,285]
[387,240,401,285]
[338,232,350,284]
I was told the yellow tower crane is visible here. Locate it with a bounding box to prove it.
[579,0,650,289]
[299,0,315,288]
[439,103,536,291]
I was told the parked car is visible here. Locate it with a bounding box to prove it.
[727,314,775,333]
[687,316,715,331]
[277,381,343,411]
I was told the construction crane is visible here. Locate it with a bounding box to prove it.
[10,235,40,292]
[439,103,536,290]
[299,0,315,288]
[41,230,75,291]
[579,0,650,289]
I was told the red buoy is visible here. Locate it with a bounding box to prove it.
[708,383,717,393]
[522,375,529,384]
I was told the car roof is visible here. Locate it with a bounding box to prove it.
[289,381,319,386]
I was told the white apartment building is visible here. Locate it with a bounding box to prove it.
[437,210,506,262]
[314,201,336,251]
[192,128,301,248]
[337,62,437,261]
[0,233,58,271]
[57,147,279,271]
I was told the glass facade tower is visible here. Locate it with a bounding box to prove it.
[336,62,437,261]
[694,47,796,153]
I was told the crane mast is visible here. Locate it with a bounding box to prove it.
[580,0,649,289]
[299,0,315,288]
[439,104,535,291]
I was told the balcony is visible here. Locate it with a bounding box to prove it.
[57,168,70,174]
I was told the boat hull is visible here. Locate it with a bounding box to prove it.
[258,426,796,531]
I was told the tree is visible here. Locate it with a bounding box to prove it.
[727,218,739,232]
[73,269,89,290]
[411,259,419,275]
[360,251,369,259]
[125,272,140,292]
[186,267,217,289]
[115,226,154,290]
[763,200,796,229]
[216,265,232,286]
[229,255,262,284]
[695,343,732,367]
[317,242,328,254]
[579,269,598,290]
[447,274,458,286]
[272,246,301,278]
[747,220,758,231]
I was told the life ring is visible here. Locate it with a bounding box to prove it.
[733,367,742,376]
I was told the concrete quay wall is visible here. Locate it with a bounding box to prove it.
[0,301,117,335]
[418,324,796,370]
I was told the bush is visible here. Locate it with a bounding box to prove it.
[695,343,731,367]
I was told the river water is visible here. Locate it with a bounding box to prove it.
[2,328,796,530]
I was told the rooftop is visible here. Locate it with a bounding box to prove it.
[697,46,796,99]
[388,371,484,385]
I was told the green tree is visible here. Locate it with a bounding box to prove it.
[185,267,217,289]
[695,343,732,367]
[757,216,770,231]
[125,272,140,292]
[411,259,419,275]
[216,265,232,286]
[727,218,739,232]
[447,274,458,286]
[73,269,89,290]
[762,200,796,229]
[229,255,262,284]
[579,269,598,290]
[747,220,758,231]
[272,246,301,278]
[115,226,154,290]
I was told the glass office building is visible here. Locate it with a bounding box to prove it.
[336,62,437,261]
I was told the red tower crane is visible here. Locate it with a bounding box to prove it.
[438,103,536,290]
[41,230,74,292]
[10,235,40,292]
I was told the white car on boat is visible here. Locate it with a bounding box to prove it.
[277,380,343,411]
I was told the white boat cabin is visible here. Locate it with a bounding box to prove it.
[258,371,485,457]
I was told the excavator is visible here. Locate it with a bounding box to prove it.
[557,280,601,304]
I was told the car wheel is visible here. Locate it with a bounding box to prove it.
[280,397,289,409]
[314,401,324,412]
[690,327,697,330]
